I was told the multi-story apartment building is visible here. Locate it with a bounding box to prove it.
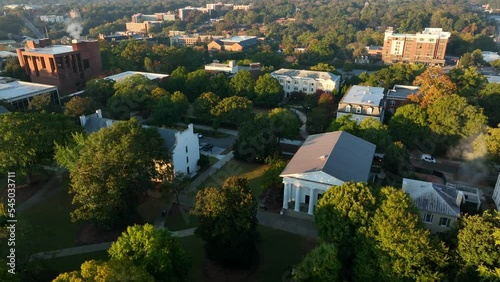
[336,85,385,123]
[131,13,175,22]
[178,7,211,21]
[385,84,420,114]
[382,27,451,65]
[16,39,102,95]
[170,34,223,46]
[271,69,341,98]
[126,21,162,33]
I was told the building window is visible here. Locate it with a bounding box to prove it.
[185,146,188,153]
[423,213,433,223]
[294,87,298,91]
[366,107,373,115]
[186,156,189,163]
[356,106,362,113]
[83,59,90,69]
[41,58,46,69]
[294,81,298,84]
[439,217,451,227]
[389,100,396,106]
[345,105,351,112]
[303,87,307,91]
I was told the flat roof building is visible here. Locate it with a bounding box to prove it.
[16,39,102,95]
[0,77,60,110]
[271,68,341,97]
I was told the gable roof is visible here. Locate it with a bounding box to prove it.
[148,126,178,151]
[280,131,375,182]
[402,178,461,217]
[83,113,115,133]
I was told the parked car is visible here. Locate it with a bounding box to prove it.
[421,154,436,163]
[197,133,203,138]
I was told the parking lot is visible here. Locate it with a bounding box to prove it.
[198,135,237,156]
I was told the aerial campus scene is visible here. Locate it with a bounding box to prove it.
[0,0,499,281]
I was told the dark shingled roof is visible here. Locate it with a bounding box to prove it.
[280,131,376,182]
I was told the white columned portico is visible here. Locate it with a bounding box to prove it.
[283,183,290,209]
[294,185,301,211]
[308,187,316,215]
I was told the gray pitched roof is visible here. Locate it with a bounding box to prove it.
[83,113,114,133]
[280,131,376,182]
[402,178,461,217]
[0,106,10,114]
[150,126,178,151]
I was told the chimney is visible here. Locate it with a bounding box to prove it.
[456,191,464,207]
[79,115,87,126]
[96,109,102,118]
[188,123,194,132]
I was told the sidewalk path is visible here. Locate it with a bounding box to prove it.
[289,108,308,139]
[29,228,198,261]
[257,211,318,239]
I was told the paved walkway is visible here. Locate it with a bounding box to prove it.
[18,169,65,213]
[29,228,197,261]
[289,108,308,139]
[257,211,318,239]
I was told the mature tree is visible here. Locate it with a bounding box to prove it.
[2,57,29,81]
[68,119,170,227]
[327,114,359,135]
[152,96,178,126]
[54,132,87,171]
[184,69,211,102]
[310,63,336,73]
[359,118,392,153]
[108,224,190,281]
[254,73,284,107]
[171,91,189,117]
[260,158,287,190]
[53,259,155,282]
[235,113,279,162]
[211,96,253,127]
[372,187,449,281]
[475,125,500,162]
[361,63,425,89]
[162,173,191,205]
[64,96,96,118]
[166,66,188,93]
[383,141,410,175]
[192,177,258,266]
[427,94,487,145]
[410,67,458,108]
[295,243,342,282]
[120,40,152,70]
[84,78,115,107]
[208,73,231,98]
[307,107,331,134]
[458,52,473,68]
[388,104,430,148]
[28,93,58,113]
[315,182,376,278]
[479,83,500,127]
[458,210,500,280]
[193,92,220,122]
[491,59,500,69]
[0,112,80,183]
[229,70,255,99]
[108,74,157,119]
[448,67,487,101]
[268,108,301,144]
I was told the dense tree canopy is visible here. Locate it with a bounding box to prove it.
[64,96,96,118]
[389,104,430,148]
[192,177,258,266]
[267,108,301,144]
[193,92,221,122]
[68,119,170,227]
[108,224,190,281]
[108,74,157,119]
[211,96,253,127]
[0,112,80,182]
[84,78,116,107]
[235,113,280,162]
[229,70,255,99]
[254,73,284,107]
[410,67,457,108]
[479,83,500,127]
[295,243,342,282]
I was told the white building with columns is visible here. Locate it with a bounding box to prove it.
[271,68,341,98]
[280,131,376,215]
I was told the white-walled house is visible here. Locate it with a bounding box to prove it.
[280,131,376,215]
[80,110,200,176]
[271,69,341,98]
[402,178,462,233]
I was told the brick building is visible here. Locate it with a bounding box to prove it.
[207,36,258,52]
[382,27,450,65]
[385,84,420,115]
[16,39,102,95]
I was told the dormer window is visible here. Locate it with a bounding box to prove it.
[345,105,351,112]
[356,106,362,113]
[366,107,373,115]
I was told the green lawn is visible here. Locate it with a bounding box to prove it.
[178,226,317,282]
[137,196,169,224]
[18,180,82,254]
[199,160,269,197]
[28,250,109,281]
[164,210,199,231]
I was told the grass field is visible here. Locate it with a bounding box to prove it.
[178,226,317,282]
[199,159,269,197]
